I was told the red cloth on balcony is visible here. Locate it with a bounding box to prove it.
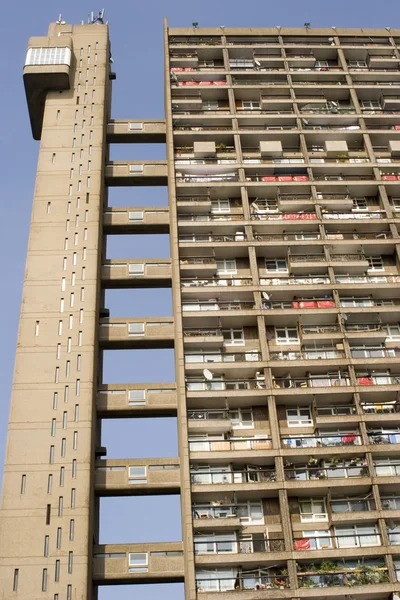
[262,176,278,182]
[293,175,309,181]
[357,377,374,385]
[277,175,293,181]
[343,434,357,443]
[213,81,227,85]
[294,539,311,550]
[382,175,397,180]
[299,301,318,309]
[317,300,335,308]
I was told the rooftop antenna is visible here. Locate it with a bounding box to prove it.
[304,22,311,29]
[56,14,66,24]
[192,22,199,29]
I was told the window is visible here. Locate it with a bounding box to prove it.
[353,197,368,210]
[230,408,254,429]
[241,100,261,109]
[348,60,367,67]
[367,256,384,271]
[194,533,236,554]
[299,498,327,522]
[202,101,219,111]
[216,259,237,274]
[222,328,244,346]
[129,122,143,130]
[386,325,400,340]
[128,390,146,405]
[230,59,254,68]
[265,258,288,272]
[303,530,332,549]
[286,407,313,427]
[128,552,148,572]
[275,327,299,344]
[128,466,147,484]
[361,100,381,110]
[129,165,144,174]
[236,501,264,523]
[25,47,72,66]
[128,211,144,221]
[211,199,230,213]
[128,323,145,336]
[128,264,145,276]
[335,525,380,548]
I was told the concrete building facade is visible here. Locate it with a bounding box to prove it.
[2,17,400,600]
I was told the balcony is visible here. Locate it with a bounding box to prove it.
[101,259,172,288]
[294,532,383,552]
[285,462,369,482]
[99,318,174,349]
[297,564,389,589]
[196,570,289,594]
[93,542,184,584]
[270,348,344,361]
[182,276,253,289]
[194,534,285,557]
[188,409,234,434]
[190,467,277,486]
[260,275,331,287]
[95,458,180,496]
[105,161,168,186]
[179,232,247,244]
[106,120,166,143]
[96,383,177,418]
[282,433,362,449]
[189,436,272,454]
[103,207,170,234]
[182,300,256,313]
[184,328,224,346]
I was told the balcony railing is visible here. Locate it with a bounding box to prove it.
[268,299,335,310]
[182,301,255,312]
[361,402,400,414]
[186,378,266,391]
[252,212,317,221]
[367,432,400,445]
[294,532,382,551]
[189,436,272,452]
[253,232,321,241]
[285,464,369,480]
[260,275,331,286]
[298,568,389,588]
[282,433,361,448]
[351,347,400,358]
[274,375,350,389]
[270,349,344,361]
[190,468,277,485]
[184,328,222,337]
[337,275,400,284]
[330,498,376,512]
[185,351,261,364]
[356,374,400,386]
[301,324,341,334]
[381,496,400,510]
[374,462,400,476]
[316,405,357,416]
[178,213,243,221]
[327,231,392,239]
[176,173,239,183]
[194,536,285,555]
[188,409,231,421]
[179,233,247,243]
[181,277,253,287]
[196,573,289,593]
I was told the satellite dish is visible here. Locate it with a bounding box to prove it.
[254,60,261,67]
[342,313,348,320]
[203,369,214,381]
[262,292,271,301]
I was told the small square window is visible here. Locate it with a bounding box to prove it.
[128,552,148,571]
[128,211,144,222]
[129,466,147,479]
[128,390,146,406]
[129,264,145,276]
[128,323,145,336]
[129,122,143,130]
[129,165,144,173]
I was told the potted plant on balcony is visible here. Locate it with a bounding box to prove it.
[308,457,318,466]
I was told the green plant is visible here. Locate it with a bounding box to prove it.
[318,560,338,573]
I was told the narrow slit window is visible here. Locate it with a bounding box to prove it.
[20,474,26,494]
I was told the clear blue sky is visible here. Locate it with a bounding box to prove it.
[0,0,399,598]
